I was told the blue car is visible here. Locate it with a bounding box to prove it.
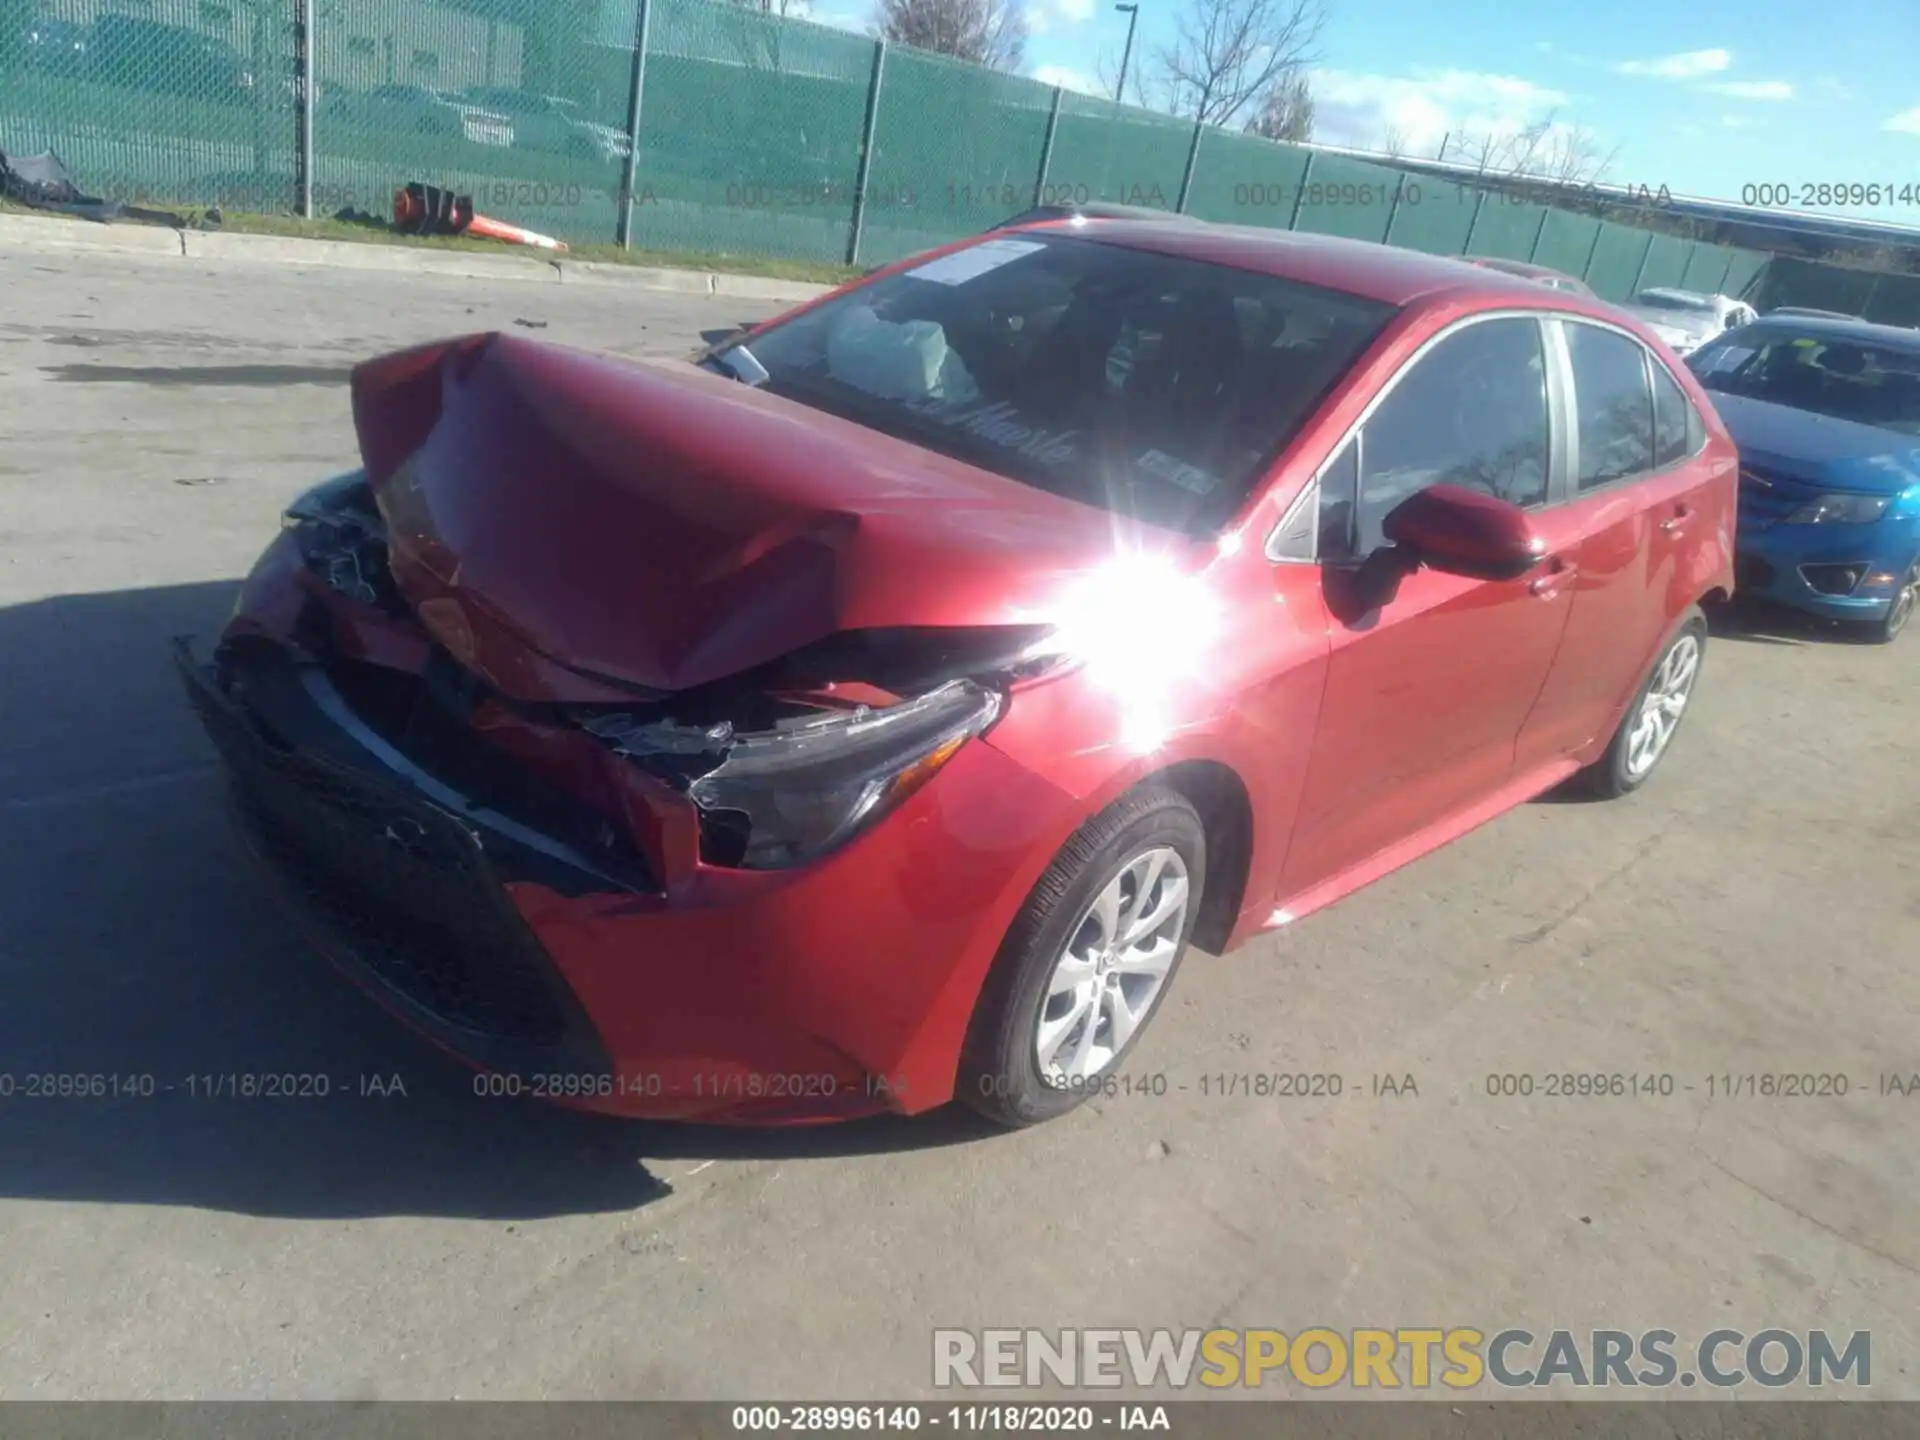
[1686,316,1920,643]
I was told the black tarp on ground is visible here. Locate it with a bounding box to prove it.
[0,147,203,227]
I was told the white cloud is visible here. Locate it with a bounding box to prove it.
[1025,0,1094,32]
[1719,113,1751,128]
[788,2,868,32]
[1032,62,1103,96]
[1308,68,1571,155]
[1616,48,1732,79]
[1885,107,1920,134]
[1705,80,1793,100]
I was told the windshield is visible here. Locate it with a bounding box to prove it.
[1689,327,1920,433]
[720,234,1396,534]
[1637,291,1714,313]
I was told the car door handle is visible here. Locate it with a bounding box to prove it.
[1660,506,1695,535]
[1529,558,1576,598]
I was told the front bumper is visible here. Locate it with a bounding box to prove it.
[1734,524,1910,621]
[179,583,1076,1123]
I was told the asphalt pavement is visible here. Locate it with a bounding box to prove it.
[0,250,1915,1401]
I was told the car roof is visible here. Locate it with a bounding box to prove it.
[1465,256,1562,278]
[998,215,1597,309]
[1736,313,1920,348]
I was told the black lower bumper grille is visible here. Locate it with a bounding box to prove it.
[178,643,593,1054]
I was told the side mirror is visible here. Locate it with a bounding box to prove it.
[1381,484,1545,582]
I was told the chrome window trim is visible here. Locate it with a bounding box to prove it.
[1263,307,1561,564]
[1553,311,1710,498]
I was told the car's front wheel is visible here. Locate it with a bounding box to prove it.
[1581,607,1707,798]
[1860,561,1917,644]
[959,787,1205,1128]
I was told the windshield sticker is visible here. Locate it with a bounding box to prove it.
[900,394,1081,464]
[1137,449,1223,494]
[906,238,1045,287]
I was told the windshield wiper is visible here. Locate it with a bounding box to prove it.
[716,345,770,388]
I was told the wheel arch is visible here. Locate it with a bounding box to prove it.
[1142,758,1255,955]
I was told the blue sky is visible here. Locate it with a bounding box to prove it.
[802,0,1920,221]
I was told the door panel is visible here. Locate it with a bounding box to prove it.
[1278,313,1575,903]
[1282,563,1574,900]
[1518,326,1715,767]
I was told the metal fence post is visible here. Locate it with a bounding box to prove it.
[1380,172,1406,244]
[1576,218,1602,277]
[1175,114,1204,214]
[1627,231,1655,295]
[1285,151,1313,231]
[1458,189,1486,254]
[847,39,887,267]
[615,0,653,249]
[295,0,314,219]
[1529,206,1553,264]
[1032,86,1063,205]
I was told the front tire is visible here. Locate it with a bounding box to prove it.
[1859,562,1916,644]
[959,787,1205,1129]
[1581,607,1707,798]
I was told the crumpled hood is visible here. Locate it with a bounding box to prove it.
[351,332,1171,700]
[1712,391,1920,497]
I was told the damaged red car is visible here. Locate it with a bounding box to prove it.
[178,219,1736,1127]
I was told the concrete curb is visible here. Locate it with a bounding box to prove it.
[2,213,835,304]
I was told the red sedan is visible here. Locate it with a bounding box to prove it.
[178,217,1736,1127]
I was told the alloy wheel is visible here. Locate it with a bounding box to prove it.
[1033,846,1189,1083]
[1886,565,1918,639]
[1624,633,1701,779]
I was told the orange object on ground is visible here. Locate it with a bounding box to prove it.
[392,182,568,252]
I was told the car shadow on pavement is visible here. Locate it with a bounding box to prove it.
[0,582,998,1224]
[1706,596,1879,647]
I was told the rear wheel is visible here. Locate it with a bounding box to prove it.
[1581,608,1707,799]
[959,788,1205,1128]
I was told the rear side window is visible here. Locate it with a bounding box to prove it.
[1568,323,1654,490]
[1652,362,1701,466]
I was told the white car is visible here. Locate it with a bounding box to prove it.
[322,84,514,148]
[1622,288,1758,355]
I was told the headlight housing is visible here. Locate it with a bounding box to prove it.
[280,468,398,609]
[585,679,1004,870]
[1783,493,1891,525]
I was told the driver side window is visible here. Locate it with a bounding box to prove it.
[1341,317,1551,555]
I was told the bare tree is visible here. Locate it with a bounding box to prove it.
[1149,0,1326,128]
[1095,43,1153,107]
[1448,112,1618,188]
[875,0,1029,70]
[1378,122,1408,157]
[1244,70,1314,141]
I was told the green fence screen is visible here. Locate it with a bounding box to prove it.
[1383,173,1477,256]
[1530,210,1600,278]
[2,0,1883,302]
[1462,196,1547,261]
[1181,131,1307,228]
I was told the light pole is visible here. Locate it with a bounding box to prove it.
[1113,3,1138,104]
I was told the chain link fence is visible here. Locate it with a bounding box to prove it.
[0,0,1871,309]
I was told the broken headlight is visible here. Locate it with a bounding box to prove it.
[281,468,398,610]
[585,679,1003,870]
